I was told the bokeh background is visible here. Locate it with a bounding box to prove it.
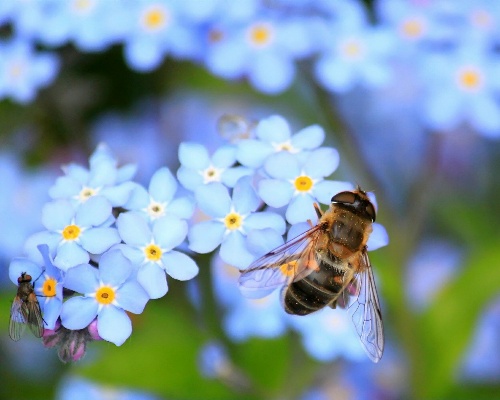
[1,0,500,399]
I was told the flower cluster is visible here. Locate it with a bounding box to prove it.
[8,114,389,363]
[1,0,500,136]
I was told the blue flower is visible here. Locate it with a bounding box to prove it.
[25,196,120,271]
[314,23,396,93]
[288,307,366,362]
[188,177,286,269]
[236,115,325,168]
[0,39,59,103]
[60,249,149,346]
[49,143,137,207]
[257,150,352,224]
[124,167,194,221]
[198,340,231,379]
[116,212,198,299]
[177,142,252,191]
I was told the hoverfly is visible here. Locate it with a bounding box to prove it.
[9,272,45,341]
[239,188,384,362]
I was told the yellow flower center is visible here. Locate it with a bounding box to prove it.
[457,68,483,92]
[208,28,224,43]
[95,286,115,305]
[62,224,81,241]
[147,201,165,219]
[471,9,492,29]
[78,186,97,202]
[294,176,313,192]
[144,244,162,262]
[400,18,425,39]
[248,23,274,47]
[72,0,94,13]
[279,260,297,277]
[42,278,57,297]
[202,165,223,183]
[340,39,364,60]
[142,5,169,31]
[9,62,24,79]
[224,212,242,230]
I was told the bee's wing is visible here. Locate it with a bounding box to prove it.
[9,296,27,341]
[346,250,384,363]
[239,225,323,299]
[25,293,44,338]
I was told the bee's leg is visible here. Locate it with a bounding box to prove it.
[313,203,323,219]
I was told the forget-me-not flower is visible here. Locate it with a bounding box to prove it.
[116,212,199,299]
[258,149,352,224]
[60,249,149,346]
[188,177,286,269]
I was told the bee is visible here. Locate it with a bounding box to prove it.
[9,272,45,341]
[239,188,384,362]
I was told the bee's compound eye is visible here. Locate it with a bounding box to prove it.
[331,191,356,204]
[365,202,376,222]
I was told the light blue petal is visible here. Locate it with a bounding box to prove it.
[162,250,199,280]
[115,280,149,314]
[315,56,354,93]
[232,176,260,214]
[116,212,151,246]
[111,244,144,266]
[75,196,112,227]
[313,180,354,204]
[9,258,42,286]
[291,125,324,150]
[212,145,236,168]
[64,263,99,293]
[178,142,209,169]
[249,52,295,94]
[285,195,317,224]
[24,231,61,265]
[423,90,461,130]
[188,221,225,253]
[245,212,286,235]
[258,179,294,208]
[195,182,231,218]
[219,231,255,269]
[221,166,254,188]
[246,228,284,258]
[117,163,137,183]
[54,242,89,271]
[123,183,149,211]
[137,263,168,299]
[80,227,121,255]
[153,215,188,250]
[177,166,204,191]
[48,176,80,199]
[61,163,89,185]
[168,196,195,219]
[255,115,291,142]
[97,306,131,346]
[149,167,177,203]
[236,140,273,168]
[367,223,389,251]
[303,147,339,178]
[264,152,300,179]
[100,181,136,207]
[99,250,132,286]
[41,298,62,330]
[42,200,74,231]
[60,296,98,330]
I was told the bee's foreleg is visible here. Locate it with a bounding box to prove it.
[313,203,323,219]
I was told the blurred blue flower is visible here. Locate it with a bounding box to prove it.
[188,178,286,269]
[49,143,137,207]
[26,196,120,271]
[56,376,162,400]
[177,142,252,191]
[116,212,198,299]
[198,340,231,379]
[258,149,352,224]
[0,152,54,261]
[121,0,200,71]
[314,22,396,93]
[289,307,366,362]
[236,115,325,168]
[0,39,59,103]
[124,167,195,221]
[420,46,500,137]
[60,249,149,346]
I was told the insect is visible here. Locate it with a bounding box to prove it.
[239,188,384,362]
[9,272,45,341]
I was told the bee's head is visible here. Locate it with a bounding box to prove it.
[331,189,376,222]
